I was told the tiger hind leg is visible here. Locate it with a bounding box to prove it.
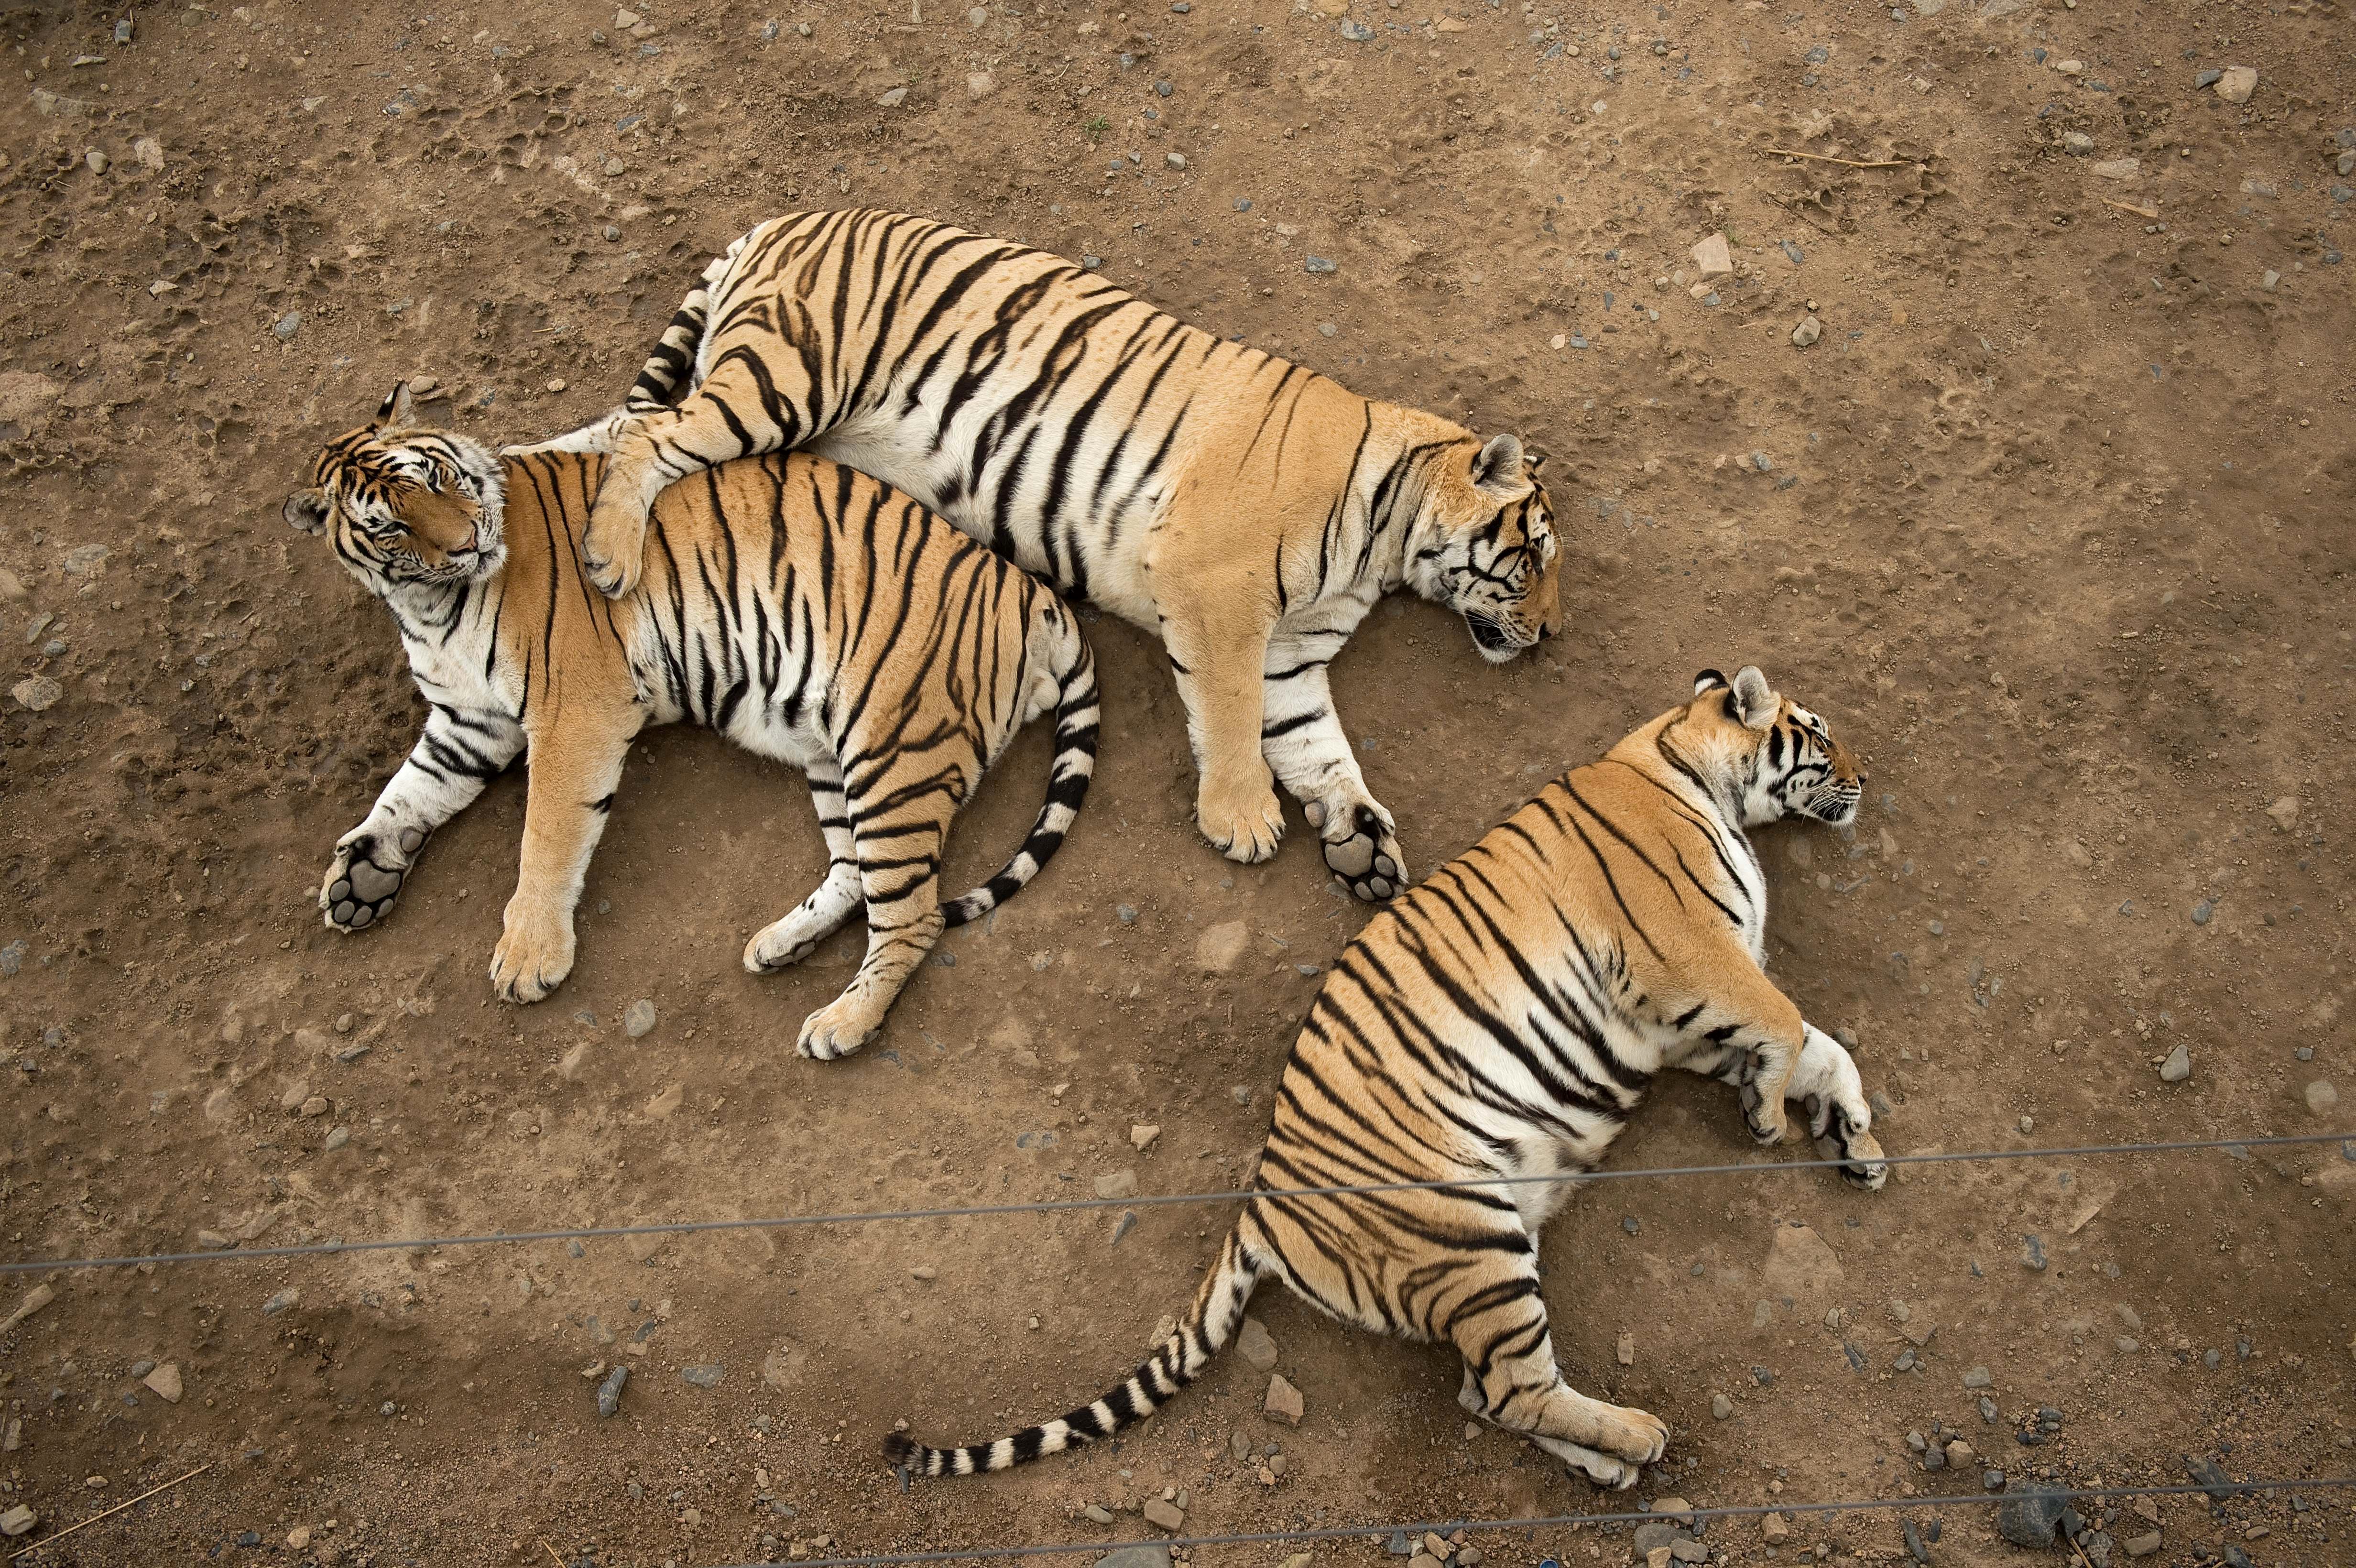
[745,761,863,973]
[1443,1256,1666,1490]
[795,801,951,1061]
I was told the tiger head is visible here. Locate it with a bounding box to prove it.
[1406,433,1562,664]
[1685,666,1864,829]
[282,383,507,593]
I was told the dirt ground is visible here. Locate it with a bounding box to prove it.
[2,0,2352,1564]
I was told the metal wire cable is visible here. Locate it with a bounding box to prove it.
[3,1131,2350,1276]
[713,1478,2356,1568]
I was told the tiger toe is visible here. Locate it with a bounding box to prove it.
[796,996,881,1061]
[1198,785,1285,864]
[1320,805,1405,901]
[320,834,414,933]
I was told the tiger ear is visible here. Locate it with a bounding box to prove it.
[1470,432,1527,497]
[284,488,331,536]
[373,381,417,430]
[1522,447,1548,476]
[1732,665,1778,730]
[1692,668,1728,696]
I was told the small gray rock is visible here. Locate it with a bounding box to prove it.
[2020,1232,2048,1270]
[1304,256,1337,274]
[273,311,303,341]
[1095,1550,1171,1568]
[1339,18,1374,40]
[1791,315,1823,347]
[1963,1365,1994,1388]
[1083,1504,1115,1524]
[1996,1483,2067,1547]
[130,1358,156,1378]
[624,999,657,1038]
[261,1289,298,1316]
[1711,1393,1733,1419]
[2193,68,2223,88]
[1116,904,1139,924]
[596,1363,629,1416]
[2191,897,2215,925]
[115,17,134,43]
[2158,1042,2191,1082]
[680,1363,723,1388]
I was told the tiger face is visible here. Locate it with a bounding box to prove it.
[1689,666,1864,828]
[1409,434,1563,664]
[282,383,507,592]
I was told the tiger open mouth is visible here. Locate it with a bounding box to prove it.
[1463,612,1523,662]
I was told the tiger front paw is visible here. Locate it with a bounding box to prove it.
[1197,775,1285,864]
[489,898,576,1004]
[581,487,647,600]
[796,991,884,1061]
[320,826,425,932]
[1808,1089,1889,1190]
[1306,798,1405,901]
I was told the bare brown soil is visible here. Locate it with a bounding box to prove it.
[1,1,2352,1566]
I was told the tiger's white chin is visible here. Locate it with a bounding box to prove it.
[1462,612,1532,664]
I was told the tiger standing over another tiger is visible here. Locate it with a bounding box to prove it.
[884,667,1885,1490]
[569,209,1563,901]
[285,384,1099,1061]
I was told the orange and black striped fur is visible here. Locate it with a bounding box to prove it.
[885,668,1885,1488]
[285,384,1098,1059]
[565,209,1562,903]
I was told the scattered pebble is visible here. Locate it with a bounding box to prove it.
[1996,1482,2067,1548]
[1093,1168,1138,1199]
[142,1362,184,1403]
[1303,256,1337,274]
[597,1364,629,1417]
[2159,1042,2192,1082]
[1712,1393,1733,1420]
[1691,233,1733,276]
[2306,1080,2339,1116]
[2062,131,2094,154]
[1165,152,1186,169]
[1791,315,1823,347]
[624,999,657,1037]
[262,1289,298,1316]
[1963,1366,1993,1388]
[1264,1372,1305,1424]
[0,1505,37,1539]
[272,311,303,340]
[11,676,63,713]
[1237,1316,1279,1371]
[680,1363,723,1388]
[2191,897,2215,925]
[1142,1497,1185,1531]
[876,87,909,108]
[1130,1123,1160,1152]
[2213,65,2258,104]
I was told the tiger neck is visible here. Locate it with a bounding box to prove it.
[1364,401,1472,590]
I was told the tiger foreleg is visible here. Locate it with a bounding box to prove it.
[1657,966,1805,1145]
[795,805,950,1061]
[1791,1023,1887,1189]
[1163,607,1285,864]
[489,715,635,1004]
[582,355,805,600]
[745,759,864,973]
[321,705,522,932]
[1260,636,1403,900]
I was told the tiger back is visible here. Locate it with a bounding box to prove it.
[287,383,1098,1060]
[883,667,1884,1491]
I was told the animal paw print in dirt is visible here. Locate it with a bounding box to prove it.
[320,826,426,931]
[1308,800,1404,901]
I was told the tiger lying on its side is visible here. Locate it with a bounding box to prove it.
[285,383,1099,1060]
[884,667,1886,1488]
[566,209,1563,902]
